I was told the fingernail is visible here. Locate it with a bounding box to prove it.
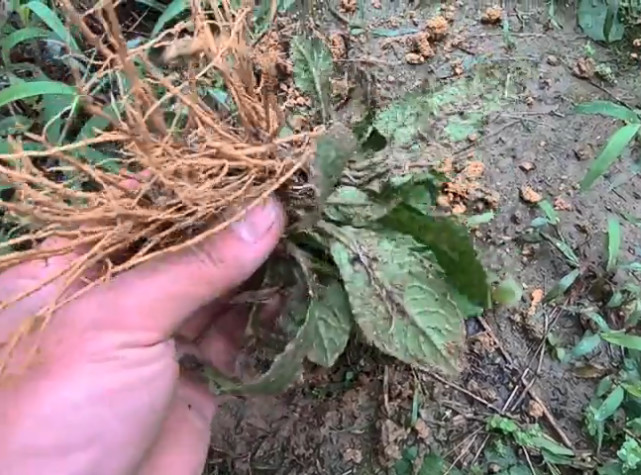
[231,198,280,243]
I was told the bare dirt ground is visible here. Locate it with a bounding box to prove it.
[207,2,641,473]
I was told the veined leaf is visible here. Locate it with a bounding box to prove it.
[379,204,489,307]
[325,186,392,225]
[312,123,357,202]
[25,1,80,52]
[1,27,53,66]
[291,35,333,123]
[595,385,624,422]
[575,101,640,123]
[581,123,640,190]
[151,0,187,36]
[305,281,353,367]
[602,331,641,351]
[327,225,465,374]
[0,81,77,109]
[606,215,621,272]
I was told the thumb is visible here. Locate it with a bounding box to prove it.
[81,197,285,339]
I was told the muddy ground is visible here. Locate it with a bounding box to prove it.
[207,2,641,474]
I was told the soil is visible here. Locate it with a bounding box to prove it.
[202,1,641,474]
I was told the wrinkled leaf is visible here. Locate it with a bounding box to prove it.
[602,331,641,351]
[312,124,357,202]
[325,186,392,225]
[306,281,353,367]
[595,385,624,422]
[571,332,602,358]
[606,215,621,272]
[544,269,581,302]
[327,225,464,374]
[575,101,640,123]
[492,277,522,307]
[581,123,640,190]
[291,36,333,122]
[379,204,489,306]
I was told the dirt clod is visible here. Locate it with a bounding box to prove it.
[339,0,356,13]
[426,15,449,40]
[481,6,503,25]
[414,418,431,440]
[554,196,572,211]
[528,289,544,317]
[527,399,545,419]
[520,185,542,204]
[344,447,363,464]
[574,145,594,161]
[464,161,485,178]
[411,32,435,59]
[329,33,347,60]
[519,161,535,172]
[546,55,560,66]
[572,57,595,79]
[381,419,409,461]
[405,52,425,65]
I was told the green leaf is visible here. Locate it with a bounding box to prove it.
[575,101,640,123]
[325,186,392,225]
[25,1,80,52]
[379,204,489,307]
[578,0,624,43]
[1,27,53,66]
[305,281,353,367]
[418,453,445,475]
[540,232,580,268]
[538,199,560,225]
[0,115,33,135]
[466,211,495,228]
[0,81,77,109]
[595,386,624,422]
[492,277,523,307]
[584,311,611,333]
[151,0,187,36]
[607,215,621,272]
[622,382,641,399]
[571,332,602,358]
[544,269,581,302]
[135,0,167,11]
[602,331,641,351]
[290,35,333,123]
[312,123,357,202]
[327,225,464,374]
[581,123,641,190]
[41,94,75,145]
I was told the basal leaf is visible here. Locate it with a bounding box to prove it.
[602,331,641,351]
[575,101,640,123]
[306,281,353,367]
[328,225,465,374]
[325,186,392,225]
[290,35,333,122]
[606,215,621,272]
[595,385,624,422]
[581,123,640,190]
[379,204,489,306]
[151,0,187,36]
[312,123,357,202]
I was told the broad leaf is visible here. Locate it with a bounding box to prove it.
[602,331,641,351]
[379,204,489,306]
[290,36,333,122]
[544,269,581,302]
[578,0,624,43]
[306,281,353,367]
[575,101,640,123]
[492,277,522,307]
[328,225,465,374]
[325,186,392,225]
[581,123,640,190]
[571,332,602,359]
[607,215,621,272]
[41,94,75,145]
[312,123,357,202]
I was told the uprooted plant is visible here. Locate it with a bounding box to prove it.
[0,0,490,394]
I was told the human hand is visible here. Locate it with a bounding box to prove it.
[0,198,285,475]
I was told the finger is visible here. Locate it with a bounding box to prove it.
[137,375,216,475]
[84,198,285,340]
[176,300,229,341]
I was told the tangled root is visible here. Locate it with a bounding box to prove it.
[0,0,318,374]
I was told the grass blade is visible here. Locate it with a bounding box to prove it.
[606,215,621,272]
[25,1,80,52]
[540,232,581,268]
[544,269,581,302]
[602,331,641,351]
[538,199,560,225]
[1,27,53,66]
[595,385,624,422]
[135,0,167,11]
[151,0,187,36]
[571,332,602,358]
[575,100,640,123]
[581,123,641,190]
[0,81,77,109]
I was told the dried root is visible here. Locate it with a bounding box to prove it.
[0,0,317,374]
